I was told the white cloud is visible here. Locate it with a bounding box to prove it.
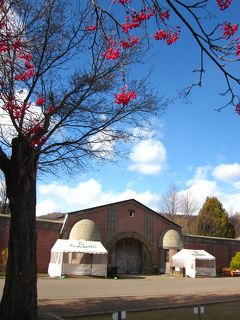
[184,179,218,205]
[36,163,240,216]
[36,199,59,215]
[38,178,102,208]
[186,166,211,186]
[128,139,167,175]
[37,178,161,216]
[212,163,240,183]
[89,129,115,158]
[180,165,220,211]
[182,165,240,214]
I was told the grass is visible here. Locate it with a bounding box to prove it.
[65,301,240,320]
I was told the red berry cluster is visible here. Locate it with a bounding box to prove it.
[120,36,139,48]
[5,99,30,120]
[114,86,136,106]
[15,51,35,81]
[235,103,240,114]
[237,43,240,57]
[154,28,180,45]
[121,8,155,33]
[86,25,96,31]
[154,30,167,40]
[222,22,238,39]
[103,47,120,60]
[216,0,232,10]
[36,97,46,106]
[0,41,7,53]
[47,105,56,115]
[36,97,56,115]
[112,0,132,4]
[27,122,42,135]
[27,121,47,148]
[160,10,170,21]
[30,137,47,148]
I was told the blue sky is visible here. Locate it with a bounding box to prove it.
[36,1,240,216]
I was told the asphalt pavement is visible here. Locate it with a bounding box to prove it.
[1,275,240,318]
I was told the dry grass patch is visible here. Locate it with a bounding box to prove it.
[65,300,240,320]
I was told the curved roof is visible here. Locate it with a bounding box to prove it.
[162,229,184,249]
[69,219,101,241]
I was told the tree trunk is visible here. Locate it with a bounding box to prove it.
[0,137,38,320]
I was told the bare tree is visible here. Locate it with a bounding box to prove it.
[0,1,239,319]
[229,212,240,238]
[90,0,240,110]
[161,184,181,222]
[179,191,198,234]
[0,176,9,215]
[0,1,163,319]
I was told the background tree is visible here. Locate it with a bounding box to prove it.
[229,212,240,238]
[0,176,9,215]
[179,191,198,234]
[160,184,180,222]
[197,197,235,238]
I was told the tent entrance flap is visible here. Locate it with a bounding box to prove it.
[48,239,108,278]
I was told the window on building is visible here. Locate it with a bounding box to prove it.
[129,209,135,217]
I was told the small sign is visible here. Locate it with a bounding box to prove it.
[112,311,126,320]
[193,306,204,314]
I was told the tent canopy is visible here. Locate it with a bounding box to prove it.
[51,239,108,254]
[172,249,216,278]
[48,239,108,278]
[173,249,215,261]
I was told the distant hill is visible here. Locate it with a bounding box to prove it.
[37,212,65,221]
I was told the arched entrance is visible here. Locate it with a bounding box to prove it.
[159,229,183,273]
[107,232,153,274]
[116,238,142,274]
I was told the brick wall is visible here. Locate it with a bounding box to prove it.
[36,219,62,272]
[0,215,62,273]
[2,200,240,275]
[184,235,240,272]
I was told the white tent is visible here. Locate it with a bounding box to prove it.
[48,239,108,278]
[171,249,216,278]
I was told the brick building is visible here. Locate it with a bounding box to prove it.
[1,199,240,274]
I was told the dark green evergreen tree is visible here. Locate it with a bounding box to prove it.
[197,197,235,238]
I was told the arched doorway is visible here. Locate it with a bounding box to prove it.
[159,229,183,273]
[107,232,153,274]
[116,238,142,274]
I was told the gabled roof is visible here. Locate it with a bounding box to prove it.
[67,198,181,229]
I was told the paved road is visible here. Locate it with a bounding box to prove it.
[1,276,240,299]
[2,276,240,317]
[39,276,240,299]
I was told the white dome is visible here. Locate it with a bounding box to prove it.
[69,219,100,241]
[162,229,183,249]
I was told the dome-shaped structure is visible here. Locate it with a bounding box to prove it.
[69,219,101,241]
[162,229,183,249]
